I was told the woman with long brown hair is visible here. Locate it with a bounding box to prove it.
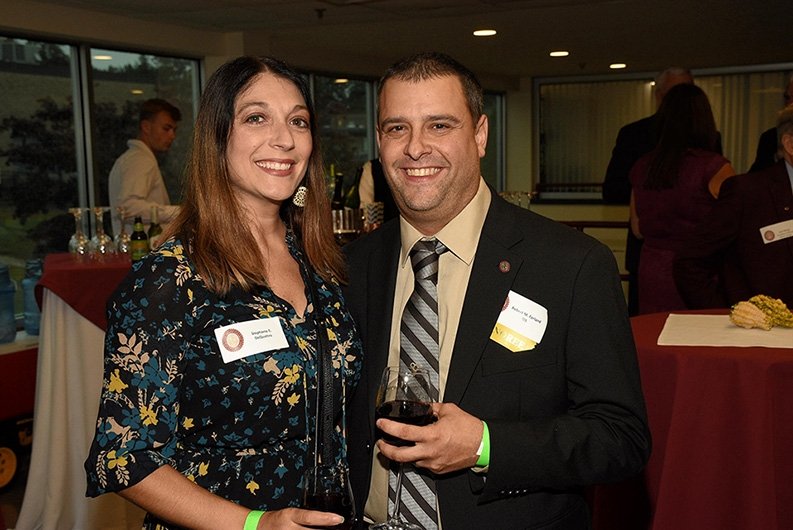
[629,83,734,314]
[86,56,361,530]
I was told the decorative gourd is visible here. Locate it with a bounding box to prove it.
[729,301,772,330]
[747,295,793,328]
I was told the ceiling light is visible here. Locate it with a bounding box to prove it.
[549,51,569,57]
[334,78,349,84]
[130,89,144,95]
[473,29,497,37]
[610,63,627,69]
[93,55,112,61]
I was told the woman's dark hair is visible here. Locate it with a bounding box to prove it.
[164,56,343,294]
[644,83,719,190]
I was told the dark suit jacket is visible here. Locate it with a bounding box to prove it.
[749,126,778,173]
[674,161,793,308]
[603,115,658,206]
[343,194,651,529]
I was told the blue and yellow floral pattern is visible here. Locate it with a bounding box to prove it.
[85,235,362,528]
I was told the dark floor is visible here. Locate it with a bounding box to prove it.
[0,448,28,530]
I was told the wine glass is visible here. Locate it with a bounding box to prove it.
[302,462,355,530]
[89,206,115,256]
[114,207,131,255]
[333,209,364,246]
[371,366,435,530]
[68,207,89,256]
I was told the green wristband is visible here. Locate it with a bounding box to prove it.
[475,420,490,467]
[244,510,265,530]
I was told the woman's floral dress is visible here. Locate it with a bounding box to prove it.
[85,235,362,529]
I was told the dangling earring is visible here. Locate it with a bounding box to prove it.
[292,185,308,207]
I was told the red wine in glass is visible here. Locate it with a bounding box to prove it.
[304,491,354,530]
[375,399,435,446]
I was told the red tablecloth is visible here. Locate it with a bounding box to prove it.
[593,310,793,530]
[35,253,131,330]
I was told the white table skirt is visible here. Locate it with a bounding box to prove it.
[14,289,145,530]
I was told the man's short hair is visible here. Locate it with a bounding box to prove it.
[377,52,484,123]
[655,67,693,98]
[140,98,181,123]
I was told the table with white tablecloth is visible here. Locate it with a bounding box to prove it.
[15,254,145,530]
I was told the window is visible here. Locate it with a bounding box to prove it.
[0,35,200,318]
[91,48,199,207]
[311,75,374,191]
[482,91,505,190]
[0,38,79,313]
[536,66,793,200]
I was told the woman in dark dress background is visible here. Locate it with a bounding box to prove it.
[629,83,735,314]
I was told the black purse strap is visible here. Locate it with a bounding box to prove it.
[303,265,335,466]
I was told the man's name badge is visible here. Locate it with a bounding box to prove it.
[214,317,289,363]
[759,219,793,244]
[490,290,548,352]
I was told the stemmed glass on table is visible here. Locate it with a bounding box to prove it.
[370,366,435,530]
[113,206,131,255]
[68,207,89,255]
[88,206,115,256]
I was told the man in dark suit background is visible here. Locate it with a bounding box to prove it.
[748,74,793,172]
[345,52,650,530]
[675,104,793,308]
[602,67,694,315]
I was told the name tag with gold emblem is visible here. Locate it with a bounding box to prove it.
[214,317,288,363]
[490,290,548,352]
[759,219,793,244]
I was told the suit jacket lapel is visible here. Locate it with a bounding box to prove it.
[364,221,401,419]
[444,198,524,404]
[768,163,793,260]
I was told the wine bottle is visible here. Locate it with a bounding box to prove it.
[130,216,150,262]
[330,165,345,211]
[148,206,163,249]
[344,166,361,210]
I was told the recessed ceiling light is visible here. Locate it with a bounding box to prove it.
[473,29,497,37]
[334,78,349,84]
[549,51,569,57]
[610,63,627,69]
[93,55,112,61]
[130,89,144,95]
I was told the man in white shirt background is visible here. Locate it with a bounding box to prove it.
[108,98,181,235]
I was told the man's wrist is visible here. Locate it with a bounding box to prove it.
[475,420,490,467]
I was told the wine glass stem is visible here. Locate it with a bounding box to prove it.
[392,462,405,521]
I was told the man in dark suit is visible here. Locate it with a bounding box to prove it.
[344,52,650,530]
[602,67,694,315]
[675,104,793,308]
[748,74,793,172]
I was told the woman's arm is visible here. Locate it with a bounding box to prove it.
[707,162,736,198]
[119,465,248,529]
[120,465,345,530]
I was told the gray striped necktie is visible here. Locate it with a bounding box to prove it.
[389,238,447,529]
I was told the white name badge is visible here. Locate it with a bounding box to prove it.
[759,219,793,244]
[490,291,548,352]
[214,317,289,363]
